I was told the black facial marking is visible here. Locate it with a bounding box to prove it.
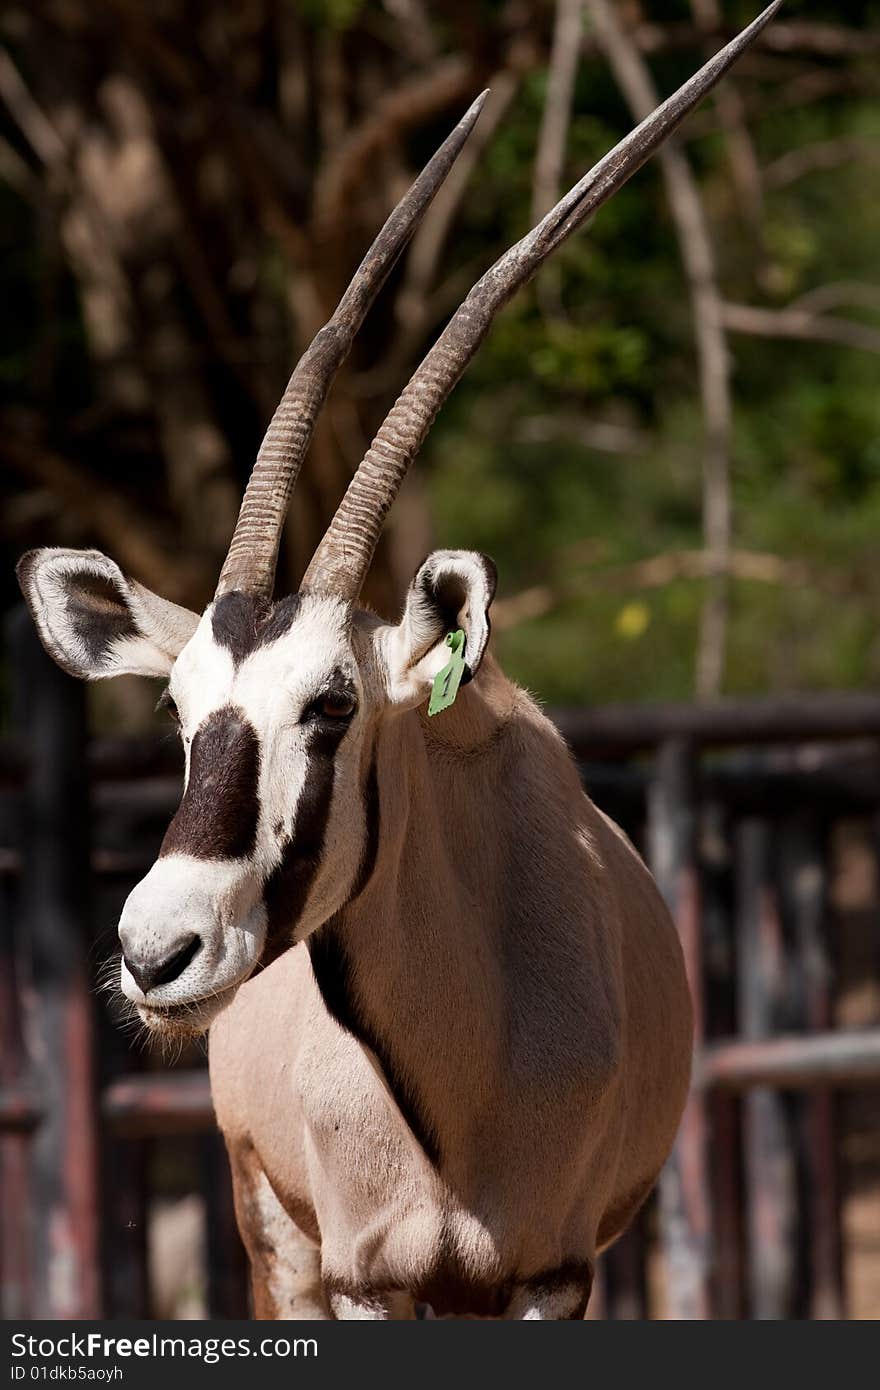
[262,725,343,944]
[160,705,260,860]
[254,593,304,649]
[67,570,137,664]
[211,592,269,665]
[211,591,304,667]
[308,923,442,1169]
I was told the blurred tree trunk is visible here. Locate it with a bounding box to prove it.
[3,0,877,703]
[0,0,510,613]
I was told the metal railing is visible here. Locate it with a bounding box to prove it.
[2,606,879,1318]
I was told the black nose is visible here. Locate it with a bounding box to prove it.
[123,934,201,994]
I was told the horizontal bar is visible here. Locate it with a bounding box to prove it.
[0,734,184,787]
[581,742,880,814]
[4,693,880,785]
[88,737,183,781]
[554,692,880,756]
[0,849,163,879]
[102,1070,214,1136]
[97,1031,880,1144]
[701,1029,880,1090]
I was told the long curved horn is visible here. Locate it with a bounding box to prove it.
[302,0,783,600]
[215,91,489,599]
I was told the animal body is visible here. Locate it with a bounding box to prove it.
[17,3,782,1319]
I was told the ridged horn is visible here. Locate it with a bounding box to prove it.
[214,90,489,599]
[302,0,783,600]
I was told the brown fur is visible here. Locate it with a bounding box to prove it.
[210,652,692,1319]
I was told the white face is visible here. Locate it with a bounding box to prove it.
[118,591,376,1038]
[18,544,496,1041]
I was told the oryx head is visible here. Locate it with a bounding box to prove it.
[15,4,780,1038]
[17,540,495,1039]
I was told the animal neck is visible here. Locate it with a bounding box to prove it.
[413,650,518,752]
[308,656,521,1169]
[306,657,619,1182]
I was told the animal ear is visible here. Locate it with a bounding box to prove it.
[16,548,200,681]
[381,549,497,707]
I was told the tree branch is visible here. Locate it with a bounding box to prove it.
[0,50,67,167]
[1,420,205,604]
[372,62,525,390]
[764,136,880,189]
[100,0,311,265]
[515,412,648,456]
[790,282,880,318]
[380,0,439,65]
[0,134,40,198]
[723,302,880,356]
[686,68,874,143]
[749,20,880,57]
[689,0,765,238]
[492,548,839,632]
[531,0,584,224]
[585,0,733,698]
[584,19,880,63]
[310,56,474,245]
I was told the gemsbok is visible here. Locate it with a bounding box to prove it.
[17,2,782,1319]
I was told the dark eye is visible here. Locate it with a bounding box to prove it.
[304,692,357,722]
[318,695,357,720]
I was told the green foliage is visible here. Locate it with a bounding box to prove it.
[4,2,880,710]
[423,29,880,705]
[297,0,367,32]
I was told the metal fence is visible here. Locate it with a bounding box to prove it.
[2,606,880,1319]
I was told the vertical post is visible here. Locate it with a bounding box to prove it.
[736,818,796,1320]
[96,878,148,1319]
[101,1137,148,1317]
[781,816,844,1319]
[203,1132,249,1318]
[702,797,742,1319]
[0,766,33,1317]
[10,607,102,1317]
[648,737,712,1319]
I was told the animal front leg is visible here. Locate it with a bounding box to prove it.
[228,1141,331,1319]
[503,1263,594,1320]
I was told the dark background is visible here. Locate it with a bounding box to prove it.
[2,0,880,1321]
[3,0,880,716]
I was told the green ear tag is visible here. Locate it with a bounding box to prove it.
[428,630,467,717]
